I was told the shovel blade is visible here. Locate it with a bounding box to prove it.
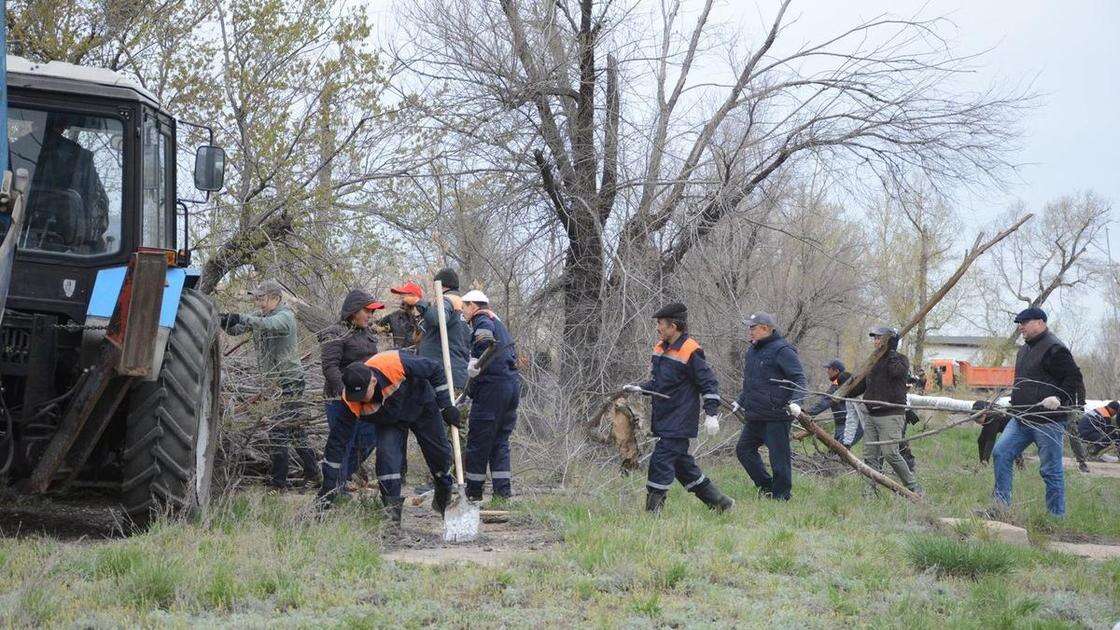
[442,490,481,543]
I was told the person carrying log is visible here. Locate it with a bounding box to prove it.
[623,302,734,514]
[805,359,862,446]
[848,326,923,498]
[1077,401,1120,461]
[339,351,462,526]
[989,307,1084,517]
[220,279,321,491]
[316,289,384,504]
[730,312,806,501]
[460,289,520,501]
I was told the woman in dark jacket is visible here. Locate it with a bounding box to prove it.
[317,289,383,501]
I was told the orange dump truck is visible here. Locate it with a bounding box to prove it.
[929,359,1014,391]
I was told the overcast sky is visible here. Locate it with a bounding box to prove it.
[755,0,1119,333]
[756,0,1119,226]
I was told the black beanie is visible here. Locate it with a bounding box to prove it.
[652,302,687,321]
[433,267,459,291]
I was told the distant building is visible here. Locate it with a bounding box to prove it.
[923,335,1011,365]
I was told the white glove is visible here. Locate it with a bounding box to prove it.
[1040,396,1061,411]
[730,401,741,414]
[467,358,480,379]
[703,414,720,435]
[623,384,642,394]
[788,403,802,417]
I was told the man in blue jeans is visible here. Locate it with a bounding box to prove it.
[731,312,807,501]
[990,307,1084,517]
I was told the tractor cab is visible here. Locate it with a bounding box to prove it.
[4,56,223,322]
[0,57,226,525]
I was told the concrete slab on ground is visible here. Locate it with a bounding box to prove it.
[1047,542,1120,560]
[938,517,1120,561]
[1024,456,1120,478]
[937,517,1029,545]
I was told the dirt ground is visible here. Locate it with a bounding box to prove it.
[0,490,129,540]
[378,486,561,567]
[0,483,561,568]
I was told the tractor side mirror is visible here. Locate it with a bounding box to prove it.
[193,145,226,192]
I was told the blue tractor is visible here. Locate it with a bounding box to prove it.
[0,48,228,525]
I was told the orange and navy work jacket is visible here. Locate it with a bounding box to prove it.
[1093,404,1117,422]
[639,334,721,438]
[343,351,452,423]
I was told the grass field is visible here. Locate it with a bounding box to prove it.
[1,427,1118,628]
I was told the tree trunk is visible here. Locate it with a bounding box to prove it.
[913,230,930,367]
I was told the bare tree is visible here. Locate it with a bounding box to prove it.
[867,178,959,366]
[980,191,1112,350]
[399,0,1030,389]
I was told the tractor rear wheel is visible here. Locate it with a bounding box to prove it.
[121,288,220,525]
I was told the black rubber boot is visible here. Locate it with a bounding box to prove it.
[384,496,404,528]
[433,483,452,516]
[645,489,667,514]
[693,481,734,513]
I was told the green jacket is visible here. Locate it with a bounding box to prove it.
[230,305,303,390]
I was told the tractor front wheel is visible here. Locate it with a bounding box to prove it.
[121,288,221,526]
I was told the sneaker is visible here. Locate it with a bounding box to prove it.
[1100,453,1119,463]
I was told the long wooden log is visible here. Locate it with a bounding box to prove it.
[794,412,922,502]
[794,214,1033,441]
[718,400,920,501]
[828,214,1033,405]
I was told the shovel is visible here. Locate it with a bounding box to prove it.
[433,280,481,543]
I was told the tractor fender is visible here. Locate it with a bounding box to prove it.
[81,265,189,381]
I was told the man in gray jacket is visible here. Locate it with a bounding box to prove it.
[221,279,321,490]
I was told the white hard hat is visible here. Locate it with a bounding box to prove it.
[461,289,490,304]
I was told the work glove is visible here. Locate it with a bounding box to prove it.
[441,406,462,429]
[703,414,720,436]
[467,358,480,379]
[622,384,643,394]
[1040,396,1061,411]
[787,403,802,418]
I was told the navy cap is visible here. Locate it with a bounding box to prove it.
[824,359,845,372]
[1013,307,1047,323]
[745,312,778,329]
[652,302,687,321]
[342,363,375,402]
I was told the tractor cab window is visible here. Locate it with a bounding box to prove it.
[141,112,173,249]
[8,107,123,256]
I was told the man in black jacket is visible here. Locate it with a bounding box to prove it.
[849,326,921,496]
[991,307,1084,517]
